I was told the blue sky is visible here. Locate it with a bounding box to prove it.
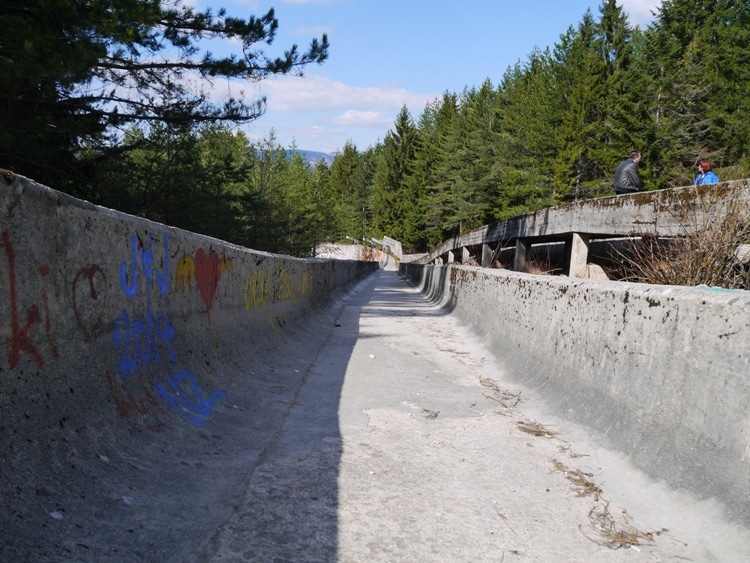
[195,0,662,154]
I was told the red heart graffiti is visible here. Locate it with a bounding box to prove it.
[194,248,220,321]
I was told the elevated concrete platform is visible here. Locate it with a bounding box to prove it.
[415,180,750,277]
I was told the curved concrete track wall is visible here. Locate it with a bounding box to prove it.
[400,262,750,526]
[315,242,399,270]
[0,173,376,558]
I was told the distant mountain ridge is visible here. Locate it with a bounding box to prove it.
[286,149,336,165]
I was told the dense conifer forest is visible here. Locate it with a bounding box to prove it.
[2,0,748,255]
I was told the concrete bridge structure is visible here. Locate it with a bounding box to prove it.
[2,171,750,561]
[416,180,750,278]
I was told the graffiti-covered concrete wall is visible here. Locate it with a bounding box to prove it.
[0,171,376,436]
[400,262,750,525]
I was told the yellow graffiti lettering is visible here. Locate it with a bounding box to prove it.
[267,315,285,336]
[297,273,313,296]
[175,255,195,292]
[244,270,269,309]
[278,272,295,301]
[220,258,233,275]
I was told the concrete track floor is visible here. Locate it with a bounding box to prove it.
[209,269,750,562]
[5,269,750,561]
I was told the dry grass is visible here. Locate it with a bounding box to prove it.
[484,392,522,412]
[517,420,558,439]
[480,377,501,392]
[522,261,553,275]
[497,512,518,536]
[557,443,589,459]
[552,459,602,500]
[552,459,669,550]
[481,377,523,411]
[581,503,667,549]
[614,185,750,289]
[511,413,671,551]
[439,348,469,355]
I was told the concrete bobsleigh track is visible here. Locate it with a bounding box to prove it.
[0,172,376,560]
[400,261,750,527]
[4,168,750,560]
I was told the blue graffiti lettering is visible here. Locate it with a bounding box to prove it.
[155,370,226,425]
[114,232,177,375]
[153,309,176,363]
[113,312,138,374]
[156,233,169,295]
[112,230,224,425]
[120,233,139,298]
[120,232,170,299]
[113,305,176,374]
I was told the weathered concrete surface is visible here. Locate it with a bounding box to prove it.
[0,173,376,560]
[170,268,750,561]
[315,243,398,270]
[401,262,750,530]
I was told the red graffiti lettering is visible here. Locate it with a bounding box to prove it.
[2,230,43,367]
[105,371,165,432]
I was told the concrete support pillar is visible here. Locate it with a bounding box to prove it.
[481,244,492,268]
[566,232,590,277]
[462,246,470,264]
[514,239,530,272]
[447,251,455,264]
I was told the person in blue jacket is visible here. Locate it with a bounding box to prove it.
[695,159,719,185]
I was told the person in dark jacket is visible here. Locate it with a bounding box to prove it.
[613,151,643,195]
[694,159,719,185]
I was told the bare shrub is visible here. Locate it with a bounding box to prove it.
[614,186,750,289]
[521,247,561,275]
[522,261,554,275]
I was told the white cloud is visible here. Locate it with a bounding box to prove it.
[222,0,261,8]
[333,110,391,128]
[260,73,436,113]
[620,0,662,27]
[282,0,341,4]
